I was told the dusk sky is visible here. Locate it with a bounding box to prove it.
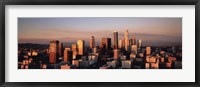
[18,17,182,47]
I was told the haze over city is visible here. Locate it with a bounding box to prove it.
[18,17,182,47]
[18,17,182,69]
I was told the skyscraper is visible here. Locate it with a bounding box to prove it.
[77,40,85,55]
[121,38,125,49]
[90,36,95,48]
[113,31,118,49]
[146,47,151,55]
[119,39,122,49]
[93,46,98,53]
[49,40,59,64]
[64,48,73,63]
[71,44,77,59]
[132,35,136,45]
[138,39,142,50]
[100,37,111,50]
[58,42,63,57]
[131,45,137,55]
[129,39,133,46]
[125,30,129,51]
[114,49,120,60]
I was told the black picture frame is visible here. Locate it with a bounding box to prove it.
[0,0,200,87]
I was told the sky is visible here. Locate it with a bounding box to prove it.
[18,17,182,47]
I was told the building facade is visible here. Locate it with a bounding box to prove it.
[49,40,59,64]
[77,40,85,55]
[113,31,118,49]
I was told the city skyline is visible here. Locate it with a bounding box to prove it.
[18,17,182,47]
[18,18,182,69]
[18,29,182,69]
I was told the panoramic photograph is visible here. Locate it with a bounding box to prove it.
[18,17,182,69]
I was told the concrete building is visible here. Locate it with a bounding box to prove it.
[107,60,118,68]
[122,60,132,69]
[151,62,159,69]
[71,44,77,59]
[146,47,151,55]
[90,36,95,48]
[114,49,120,60]
[145,63,150,69]
[100,37,111,50]
[79,60,89,68]
[113,31,118,49]
[63,48,73,63]
[49,40,59,64]
[132,35,136,45]
[124,30,130,51]
[58,42,63,57]
[77,40,85,55]
[131,45,137,54]
[138,39,142,50]
[72,60,80,67]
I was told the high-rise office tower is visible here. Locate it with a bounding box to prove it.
[90,36,95,48]
[77,40,85,55]
[58,42,63,57]
[138,39,142,50]
[113,31,118,49]
[100,37,111,50]
[64,48,73,63]
[125,30,129,51]
[114,49,120,60]
[100,37,111,55]
[119,39,122,49]
[93,46,98,53]
[132,35,136,45]
[49,40,59,64]
[71,44,77,59]
[121,38,125,49]
[131,45,137,55]
[146,47,151,55]
[129,39,133,46]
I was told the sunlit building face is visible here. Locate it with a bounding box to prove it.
[49,40,59,64]
[64,48,73,63]
[77,40,85,55]
[71,44,77,59]
[131,45,137,55]
[125,30,129,51]
[114,49,120,60]
[146,47,151,55]
[138,39,142,49]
